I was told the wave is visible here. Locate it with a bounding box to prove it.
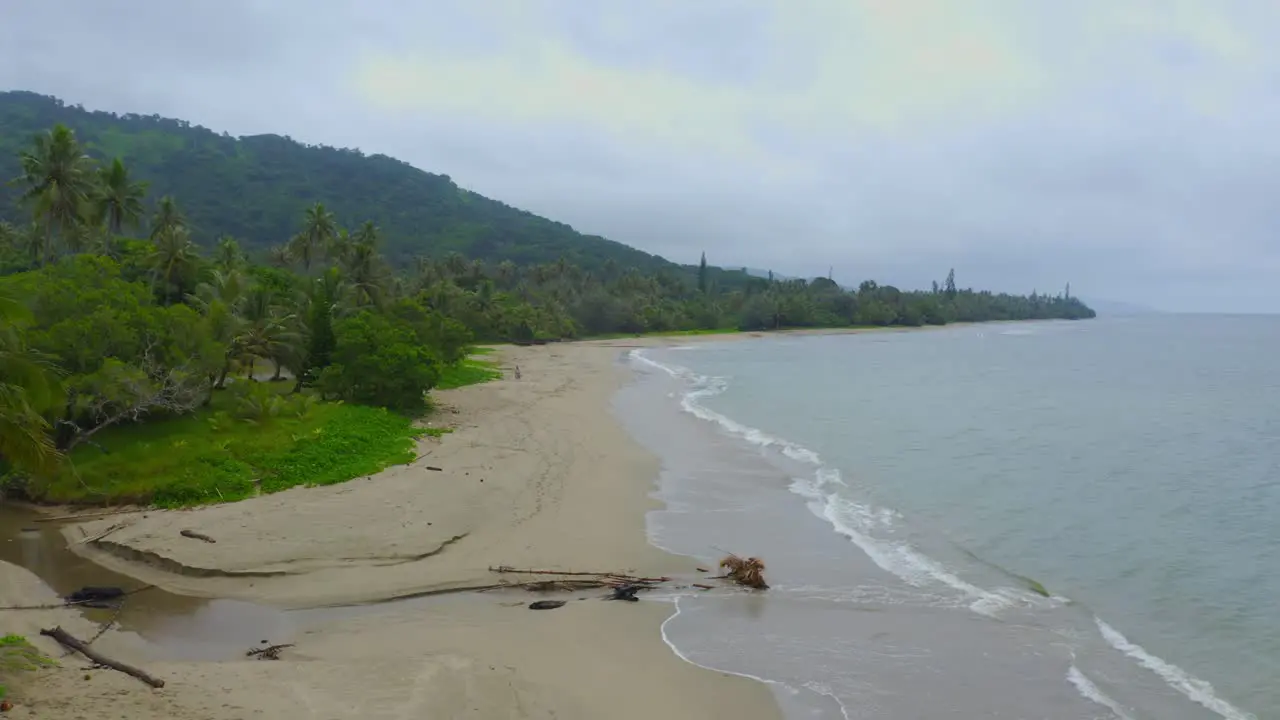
[1067,665,1135,720]
[631,348,1256,720]
[1095,618,1257,720]
[629,348,1040,617]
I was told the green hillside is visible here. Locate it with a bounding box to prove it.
[0,91,672,271]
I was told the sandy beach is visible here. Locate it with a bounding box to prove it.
[0,340,781,719]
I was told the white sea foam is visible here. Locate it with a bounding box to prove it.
[1067,665,1136,720]
[630,348,1044,617]
[633,346,1255,720]
[1095,618,1257,720]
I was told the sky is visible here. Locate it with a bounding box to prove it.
[3,1,1280,312]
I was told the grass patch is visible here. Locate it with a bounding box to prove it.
[32,384,427,507]
[436,347,503,390]
[0,634,55,699]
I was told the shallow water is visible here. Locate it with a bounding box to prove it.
[617,315,1274,720]
[0,505,305,660]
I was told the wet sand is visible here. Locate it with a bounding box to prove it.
[0,340,781,720]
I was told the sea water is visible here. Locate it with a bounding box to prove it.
[614,315,1277,719]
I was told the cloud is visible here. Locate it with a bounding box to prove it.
[351,0,1051,158]
[3,0,1280,311]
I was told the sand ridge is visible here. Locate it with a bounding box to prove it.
[1,339,782,719]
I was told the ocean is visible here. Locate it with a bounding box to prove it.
[614,315,1278,720]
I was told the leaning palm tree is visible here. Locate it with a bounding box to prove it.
[13,124,97,264]
[93,157,147,234]
[187,266,251,389]
[234,286,301,380]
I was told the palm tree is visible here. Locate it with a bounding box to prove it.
[14,124,97,264]
[328,227,353,267]
[149,224,199,305]
[213,236,244,272]
[149,196,186,241]
[94,158,147,234]
[235,286,301,380]
[9,222,43,268]
[0,292,62,475]
[0,222,16,260]
[267,245,291,268]
[289,202,336,272]
[341,221,385,308]
[60,221,100,256]
[495,260,518,288]
[442,251,468,279]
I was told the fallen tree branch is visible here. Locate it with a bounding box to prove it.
[40,626,165,688]
[180,529,216,543]
[488,566,670,583]
[375,577,650,604]
[77,520,134,545]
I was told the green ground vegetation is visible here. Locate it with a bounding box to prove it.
[33,383,425,506]
[436,347,503,390]
[0,634,55,700]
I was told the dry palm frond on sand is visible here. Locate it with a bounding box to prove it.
[719,554,768,589]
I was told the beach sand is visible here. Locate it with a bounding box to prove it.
[0,341,780,719]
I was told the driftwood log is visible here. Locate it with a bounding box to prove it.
[34,509,140,523]
[39,626,165,688]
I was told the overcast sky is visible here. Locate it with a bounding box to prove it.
[3,1,1279,312]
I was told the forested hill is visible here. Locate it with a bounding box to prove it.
[0,91,672,271]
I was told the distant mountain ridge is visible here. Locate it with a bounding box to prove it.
[0,91,674,272]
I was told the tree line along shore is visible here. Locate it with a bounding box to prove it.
[0,122,1095,509]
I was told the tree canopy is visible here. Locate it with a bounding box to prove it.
[0,91,671,273]
[0,120,1093,496]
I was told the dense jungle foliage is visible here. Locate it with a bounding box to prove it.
[0,119,1092,502]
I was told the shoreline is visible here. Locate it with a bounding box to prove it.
[1,340,782,719]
